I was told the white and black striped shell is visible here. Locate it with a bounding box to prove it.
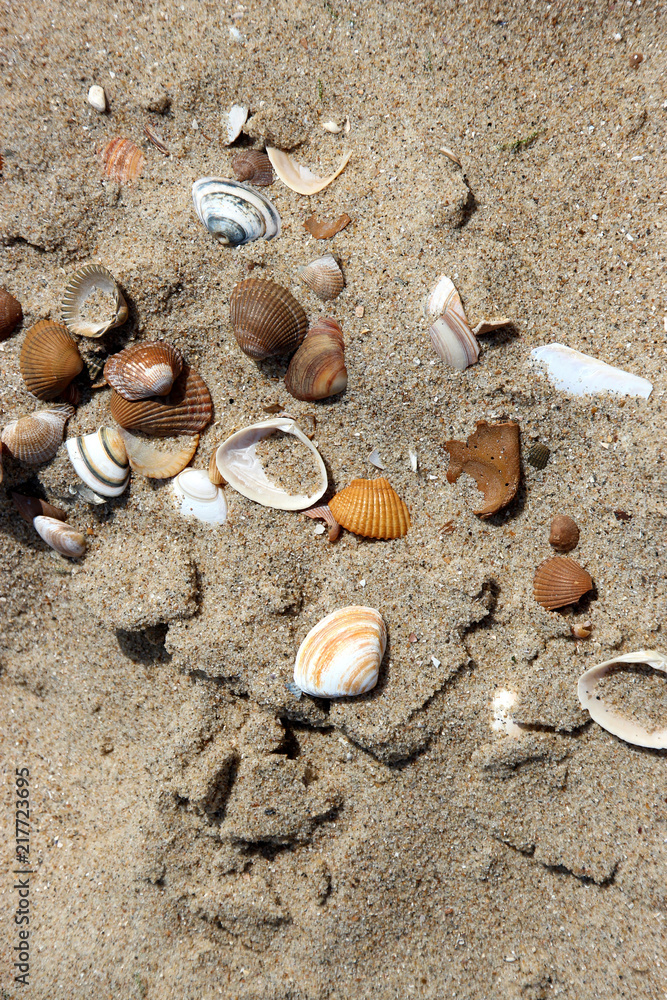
[191,178,281,247]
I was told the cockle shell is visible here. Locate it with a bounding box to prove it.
[66,426,130,497]
[224,104,248,145]
[11,492,67,523]
[230,278,307,359]
[117,429,199,479]
[192,178,281,246]
[530,344,653,398]
[284,319,347,401]
[62,263,128,338]
[549,514,580,551]
[298,254,345,301]
[104,341,183,400]
[328,478,411,539]
[19,320,84,399]
[527,442,550,469]
[577,650,667,749]
[428,276,479,371]
[0,287,22,340]
[101,137,145,184]
[173,469,228,524]
[33,515,86,559]
[231,149,274,186]
[533,556,593,611]
[266,147,352,195]
[109,365,213,437]
[444,421,521,517]
[1,405,74,464]
[293,606,387,697]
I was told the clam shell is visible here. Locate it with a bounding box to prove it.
[298,254,345,301]
[33,515,86,559]
[1,405,74,464]
[11,492,67,523]
[173,469,228,524]
[101,137,145,184]
[230,278,307,359]
[533,556,593,611]
[293,606,386,697]
[328,477,411,539]
[444,420,521,517]
[192,178,281,246]
[548,514,580,551]
[266,147,352,196]
[429,314,480,370]
[304,213,352,239]
[0,287,22,341]
[224,104,248,145]
[284,323,347,401]
[231,149,274,186]
[527,442,550,469]
[62,263,128,339]
[104,341,183,400]
[19,320,84,399]
[118,429,198,479]
[66,426,130,497]
[531,343,653,398]
[577,650,667,749]
[109,365,213,437]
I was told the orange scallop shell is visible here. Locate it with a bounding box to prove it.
[104,341,184,400]
[229,278,307,359]
[0,287,22,341]
[19,320,84,400]
[109,365,212,437]
[444,420,520,517]
[328,477,410,539]
[533,556,593,611]
[102,137,145,184]
[232,149,274,186]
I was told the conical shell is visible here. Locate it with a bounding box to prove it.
[230,278,307,359]
[533,556,593,611]
[62,263,128,338]
[328,477,410,539]
[284,325,347,401]
[0,287,22,340]
[104,341,183,400]
[192,178,281,246]
[109,365,213,437]
[444,421,521,517]
[11,492,67,523]
[293,606,386,697]
[173,469,228,524]
[118,429,199,479]
[1,405,74,464]
[19,320,84,399]
[548,514,580,551]
[101,137,145,184]
[232,149,274,186]
[65,426,130,497]
[298,255,345,301]
[33,515,86,559]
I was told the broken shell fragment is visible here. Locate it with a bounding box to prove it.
[293,606,386,697]
[527,442,550,469]
[224,103,248,145]
[173,468,228,524]
[20,320,84,399]
[328,477,410,539]
[192,178,281,246]
[298,254,345,301]
[444,420,521,517]
[303,505,341,541]
[231,149,274,186]
[66,426,130,497]
[321,120,342,133]
[62,264,128,338]
[428,277,479,371]
[101,137,145,184]
[230,278,307,359]
[284,319,347,401]
[549,514,580,551]
[577,650,667,749]
[1,405,74,464]
[104,341,183,400]
[304,213,352,239]
[109,365,213,437]
[0,288,23,340]
[572,622,592,639]
[533,556,593,611]
[531,344,652,398]
[33,515,86,559]
[11,492,67,523]
[208,449,226,485]
[266,147,352,195]
[117,429,198,479]
[368,448,384,470]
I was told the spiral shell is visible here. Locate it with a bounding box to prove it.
[11,492,67,523]
[192,178,281,246]
[548,514,580,552]
[328,477,410,539]
[62,263,128,339]
[173,469,228,524]
[0,287,22,341]
[298,255,345,302]
[533,556,593,611]
[66,426,130,497]
[232,149,274,186]
[19,320,84,399]
[293,606,387,697]
[1,405,74,464]
[284,320,347,401]
[104,341,183,400]
[444,421,521,517]
[109,365,213,437]
[33,515,86,559]
[101,137,145,184]
[230,278,307,360]
[118,429,199,479]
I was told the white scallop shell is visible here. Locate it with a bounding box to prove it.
[33,515,86,558]
[293,606,387,697]
[66,427,130,497]
[266,147,352,196]
[62,263,128,338]
[173,469,228,524]
[426,275,480,371]
[531,344,653,398]
[192,178,281,247]
[577,650,667,749]
[224,104,248,145]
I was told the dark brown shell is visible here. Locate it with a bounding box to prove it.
[533,557,593,611]
[549,514,580,551]
[104,341,184,400]
[328,478,410,539]
[304,213,352,239]
[0,288,23,341]
[232,150,274,186]
[19,320,84,399]
[102,137,145,184]
[109,365,212,437]
[284,320,347,402]
[11,492,67,524]
[230,278,307,360]
[527,442,550,469]
[444,420,521,517]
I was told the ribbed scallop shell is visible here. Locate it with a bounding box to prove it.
[527,442,551,469]
[19,320,83,399]
[104,341,183,400]
[33,515,86,559]
[66,426,130,497]
[298,254,345,302]
[533,556,593,611]
[328,477,411,539]
[192,178,281,246]
[11,492,67,523]
[293,606,387,697]
[1,405,74,464]
[118,429,199,479]
[109,365,212,437]
[232,149,274,186]
[230,278,307,359]
[284,325,347,402]
[102,137,145,184]
[0,287,22,341]
[548,515,580,551]
[62,263,128,338]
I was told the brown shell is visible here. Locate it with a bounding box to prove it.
[208,449,226,485]
[0,287,23,341]
[549,514,580,551]
[232,149,274,186]
[109,365,212,437]
[11,492,67,523]
[101,137,145,184]
[298,254,345,301]
[328,477,410,539]
[304,213,352,239]
[284,325,347,401]
[104,341,184,400]
[444,420,521,517]
[1,405,74,464]
[19,320,84,400]
[533,557,593,611]
[229,278,307,360]
[527,442,550,469]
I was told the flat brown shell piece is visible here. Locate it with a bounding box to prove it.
[444,420,521,517]
[102,137,145,184]
[328,477,410,539]
[104,341,184,400]
[0,288,23,341]
[304,213,352,239]
[533,556,593,611]
[549,514,580,551]
[11,492,67,523]
[229,278,307,360]
[109,365,212,437]
[19,320,84,400]
[232,149,274,186]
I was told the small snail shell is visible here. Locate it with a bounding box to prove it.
[533,556,593,611]
[284,320,347,402]
[328,477,410,539]
[109,365,213,437]
[298,254,345,302]
[1,405,74,464]
[104,341,183,400]
[293,605,387,697]
[65,426,130,497]
[229,278,307,359]
[33,515,86,559]
[0,287,23,341]
[19,320,83,399]
[101,138,145,184]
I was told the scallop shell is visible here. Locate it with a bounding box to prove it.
[533,556,593,611]
[298,255,345,301]
[11,492,67,523]
[531,344,652,398]
[224,104,248,145]
[215,417,327,511]
[173,469,228,524]
[266,147,352,195]
[0,287,22,341]
[192,178,281,246]
[62,263,128,339]
[328,477,410,539]
[1,405,74,464]
[118,429,198,479]
[444,421,521,517]
[303,213,352,239]
[109,365,213,437]
[101,137,145,184]
[293,606,386,697]
[527,442,550,469]
[65,426,130,497]
[104,341,183,400]
[577,650,667,749]
[548,514,580,551]
[284,322,347,401]
[19,320,84,399]
[231,149,274,186]
[33,515,86,559]
[230,278,307,359]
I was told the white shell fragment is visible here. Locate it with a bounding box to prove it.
[577,650,667,749]
[215,417,327,511]
[192,178,281,247]
[173,469,228,524]
[530,344,653,398]
[62,263,128,338]
[87,85,106,112]
[33,515,86,559]
[322,121,342,133]
[368,448,384,470]
[408,447,418,473]
[224,104,248,145]
[66,427,130,497]
[427,276,480,371]
[266,147,352,195]
[293,606,387,697]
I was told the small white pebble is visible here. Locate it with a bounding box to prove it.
[87,84,106,112]
[313,524,326,535]
[613,31,623,41]
[431,656,441,668]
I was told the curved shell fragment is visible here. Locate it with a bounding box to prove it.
[531,343,653,398]
[577,650,667,749]
[444,420,521,517]
[224,104,248,145]
[62,263,128,338]
[266,147,352,195]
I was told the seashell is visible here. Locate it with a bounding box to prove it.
[425,274,465,324]
[101,137,145,184]
[33,515,86,559]
[303,505,341,541]
[328,477,410,539]
[267,147,352,196]
[11,492,67,523]
[531,344,652,398]
[577,650,667,749]
[284,321,347,401]
[1,405,74,464]
[304,213,352,240]
[293,606,387,697]
[192,178,281,247]
[298,254,344,301]
[368,448,384,470]
[230,278,307,360]
[215,417,327,510]
[19,320,84,399]
[444,420,521,517]
[65,426,130,497]
[533,556,593,611]
[428,276,479,371]
[472,318,512,336]
[527,442,550,469]
[549,514,580,552]
[208,449,226,485]
[321,120,342,133]
[408,447,418,473]
[104,341,183,400]
[109,365,213,437]
[0,287,23,341]
[572,622,592,639]
[62,263,128,339]
[143,123,169,155]
[224,104,248,145]
[87,85,106,112]
[173,469,228,524]
[231,149,274,186]
[117,429,198,479]
[69,483,107,505]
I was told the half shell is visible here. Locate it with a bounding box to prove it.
[428,276,479,371]
[298,254,345,301]
[224,104,248,145]
[231,149,274,186]
[304,213,352,239]
[230,278,307,359]
[444,421,521,517]
[118,429,198,479]
[104,341,183,400]
[11,492,67,523]
[109,365,213,437]
[1,405,74,464]
[284,320,347,401]
[328,477,410,539]
[33,515,86,559]
[62,263,128,338]
[192,178,281,247]
[66,426,130,497]
[577,650,667,749]
[101,137,145,184]
[173,469,228,524]
[533,556,593,611]
[266,147,351,195]
[531,343,653,398]
[19,320,84,399]
[0,287,22,340]
[293,606,386,697]
[548,514,580,551]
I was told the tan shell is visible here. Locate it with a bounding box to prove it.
[1,405,74,464]
[208,449,226,485]
[104,341,184,400]
[284,320,347,401]
[298,254,345,301]
[19,320,84,400]
[62,263,128,338]
[266,147,351,195]
[549,514,580,551]
[444,421,521,517]
[533,556,593,611]
[231,149,274,186]
[229,278,307,360]
[328,477,410,539]
[294,606,386,697]
[33,515,86,559]
[0,288,22,341]
[11,492,67,523]
[118,429,199,478]
[304,213,352,239]
[101,137,145,183]
[110,365,212,437]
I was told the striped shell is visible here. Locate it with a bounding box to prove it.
[1,405,74,464]
[527,442,551,469]
[298,254,345,301]
[0,287,22,341]
[230,278,307,360]
[328,477,410,539]
[19,320,83,399]
[109,365,212,437]
[284,320,347,401]
[208,448,226,485]
[11,492,67,523]
[101,137,145,184]
[232,149,274,186]
[427,276,479,371]
[444,421,521,517]
[533,557,593,611]
[66,426,130,497]
[62,263,128,339]
[104,341,183,400]
[293,606,387,697]
[192,178,281,247]
[118,429,199,479]
[33,516,86,559]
